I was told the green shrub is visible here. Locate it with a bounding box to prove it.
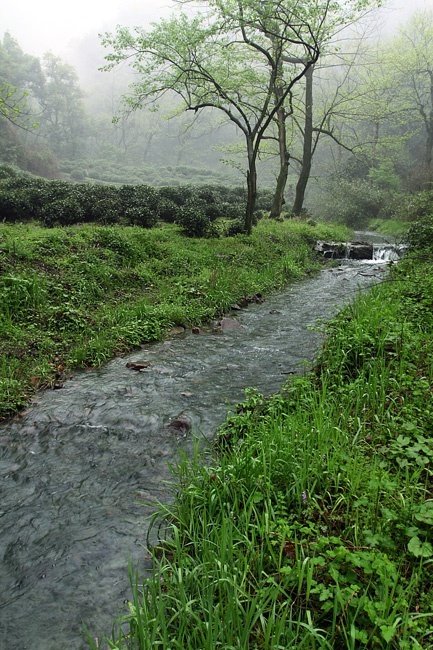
[204,202,224,220]
[393,191,433,222]
[219,201,245,221]
[317,177,391,227]
[74,184,121,224]
[0,177,271,230]
[159,185,193,206]
[0,187,33,221]
[255,189,274,211]
[224,219,247,236]
[59,160,75,173]
[118,184,159,227]
[70,168,86,181]
[177,200,218,237]
[0,176,49,221]
[41,196,85,226]
[158,198,180,223]
[0,164,21,180]
[406,215,433,251]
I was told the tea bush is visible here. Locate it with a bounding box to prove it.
[0,173,273,233]
[158,198,180,223]
[177,200,218,238]
[40,196,85,227]
[118,184,159,228]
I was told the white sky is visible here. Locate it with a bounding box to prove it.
[0,0,177,58]
[1,0,432,61]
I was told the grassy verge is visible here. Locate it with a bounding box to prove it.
[102,254,433,649]
[0,219,347,420]
[369,219,409,238]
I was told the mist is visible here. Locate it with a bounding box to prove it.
[1,0,433,205]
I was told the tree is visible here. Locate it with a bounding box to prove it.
[263,1,383,216]
[290,36,371,215]
[0,81,30,127]
[102,2,326,233]
[390,11,433,187]
[0,33,44,130]
[39,53,87,158]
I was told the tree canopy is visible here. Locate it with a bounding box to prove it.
[102,1,330,231]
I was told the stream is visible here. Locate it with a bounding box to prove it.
[0,244,396,649]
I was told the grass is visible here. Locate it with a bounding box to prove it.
[0,219,348,420]
[96,252,433,649]
[369,219,409,238]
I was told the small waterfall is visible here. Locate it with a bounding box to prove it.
[315,240,407,262]
[373,244,407,262]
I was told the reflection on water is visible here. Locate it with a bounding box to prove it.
[0,260,388,649]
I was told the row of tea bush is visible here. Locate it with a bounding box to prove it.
[0,167,274,236]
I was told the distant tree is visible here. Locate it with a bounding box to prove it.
[39,53,87,158]
[389,11,433,186]
[102,2,326,233]
[0,33,44,130]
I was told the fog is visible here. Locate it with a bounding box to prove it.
[1,0,432,63]
[0,0,177,59]
[1,0,433,199]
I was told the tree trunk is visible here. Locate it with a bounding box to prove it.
[143,132,155,161]
[270,51,289,219]
[292,65,314,215]
[426,126,433,186]
[245,138,257,235]
[270,150,289,218]
[427,71,433,186]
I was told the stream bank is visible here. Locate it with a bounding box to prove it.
[103,252,433,650]
[0,220,349,420]
[0,251,388,649]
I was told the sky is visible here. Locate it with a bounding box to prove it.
[1,0,432,62]
[0,0,178,58]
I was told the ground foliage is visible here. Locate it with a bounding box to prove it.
[99,240,433,648]
[0,219,346,420]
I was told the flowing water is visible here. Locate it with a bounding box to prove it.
[355,230,407,262]
[0,248,395,649]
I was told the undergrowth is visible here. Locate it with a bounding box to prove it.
[0,219,347,419]
[98,253,433,649]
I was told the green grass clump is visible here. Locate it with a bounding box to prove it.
[100,253,433,649]
[0,219,345,419]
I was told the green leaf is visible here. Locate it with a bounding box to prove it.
[380,624,397,643]
[401,421,417,433]
[414,502,433,526]
[318,587,333,601]
[408,536,433,558]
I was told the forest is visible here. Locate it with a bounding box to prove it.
[1,1,433,649]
